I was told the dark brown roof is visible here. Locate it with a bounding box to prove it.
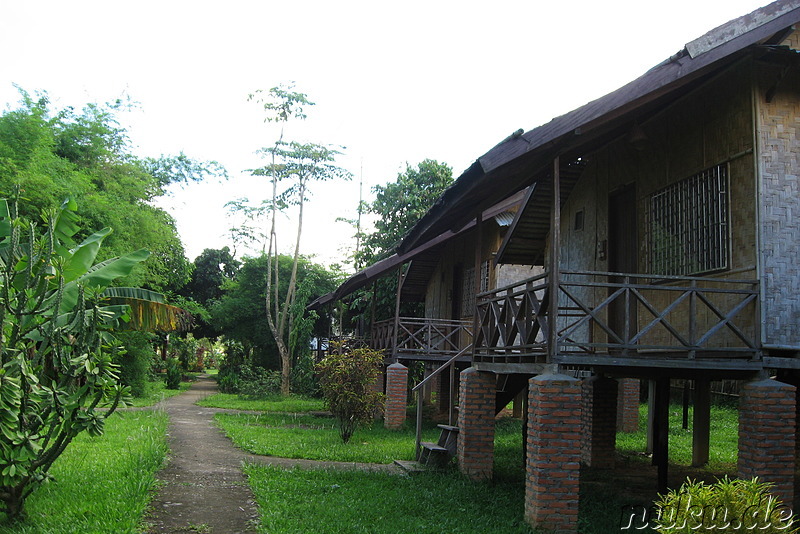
[398,0,800,254]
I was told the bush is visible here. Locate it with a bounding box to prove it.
[237,365,281,399]
[652,477,798,533]
[316,344,384,443]
[291,349,320,397]
[165,358,183,390]
[114,331,157,397]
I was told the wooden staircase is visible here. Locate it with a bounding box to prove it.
[418,424,459,467]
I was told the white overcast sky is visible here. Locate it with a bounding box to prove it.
[0,0,771,267]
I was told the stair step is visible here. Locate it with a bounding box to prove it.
[420,441,448,453]
[394,460,426,474]
[437,424,459,433]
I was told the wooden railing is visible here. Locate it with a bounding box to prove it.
[371,317,473,358]
[474,270,760,363]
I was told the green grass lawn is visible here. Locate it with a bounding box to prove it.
[616,402,738,470]
[222,397,740,533]
[216,412,441,463]
[198,393,326,413]
[0,410,168,534]
[244,465,534,534]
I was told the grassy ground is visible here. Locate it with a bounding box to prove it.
[245,466,533,534]
[616,402,738,470]
[217,412,441,463]
[0,410,169,534]
[222,399,739,533]
[199,393,326,413]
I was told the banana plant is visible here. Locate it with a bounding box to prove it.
[0,197,168,519]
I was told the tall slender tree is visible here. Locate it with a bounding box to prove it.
[248,85,351,394]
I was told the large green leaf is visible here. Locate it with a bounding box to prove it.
[57,249,151,313]
[52,198,80,244]
[62,228,112,282]
[101,286,166,303]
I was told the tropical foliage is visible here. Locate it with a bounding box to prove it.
[0,198,147,518]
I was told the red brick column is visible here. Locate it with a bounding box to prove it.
[738,378,796,506]
[456,367,496,480]
[384,363,408,429]
[526,372,581,533]
[581,375,617,468]
[617,378,640,433]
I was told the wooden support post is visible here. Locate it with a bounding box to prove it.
[646,379,655,455]
[547,156,561,363]
[692,378,711,467]
[392,266,403,361]
[682,380,690,430]
[472,213,483,318]
[653,377,670,494]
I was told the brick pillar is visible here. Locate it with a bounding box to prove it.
[581,375,617,468]
[384,363,408,429]
[456,367,496,480]
[617,378,640,432]
[526,372,582,533]
[738,378,796,506]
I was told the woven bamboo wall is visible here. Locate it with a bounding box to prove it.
[558,61,758,349]
[756,31,800,348]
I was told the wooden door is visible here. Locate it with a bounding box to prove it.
[608,185,637,345]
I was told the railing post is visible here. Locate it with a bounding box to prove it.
[622,275,630,357]
[688,279,697,359]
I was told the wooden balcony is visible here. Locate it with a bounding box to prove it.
[474,270,761,371]
[371,317,473,362]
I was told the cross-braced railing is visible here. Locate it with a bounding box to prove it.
[474,270,760,363]
[371,317,473,359]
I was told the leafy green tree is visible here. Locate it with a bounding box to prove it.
[179,247,240,338]
[0,88,225,295]
[211,254,338,372]
[349,159,453,326]
[0,198,149,519]
[358,159,453,265]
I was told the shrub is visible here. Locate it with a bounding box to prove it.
[652,477,798,533]
[114,331,157,397]
[316,344,384,443]
[236,365,281,399]
[165,358,183,390]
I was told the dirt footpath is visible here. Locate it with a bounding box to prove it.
[144,376,402,533]
[144,377,259,533]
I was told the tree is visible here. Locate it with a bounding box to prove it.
[0,198,150,519]
[358,159,453,266]
[248,85,351,394]
[210,254,338,372]
[0,88,225,295]
[349,159,453,327]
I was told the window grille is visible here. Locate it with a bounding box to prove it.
[647,164,729,276]
[462,260,491,316]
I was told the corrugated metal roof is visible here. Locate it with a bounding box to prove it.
[398,0,800,254]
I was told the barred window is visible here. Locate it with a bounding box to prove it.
[647,164,730,276]
[461,260,491,316]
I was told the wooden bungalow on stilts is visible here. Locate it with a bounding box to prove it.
[315,1,800,531]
